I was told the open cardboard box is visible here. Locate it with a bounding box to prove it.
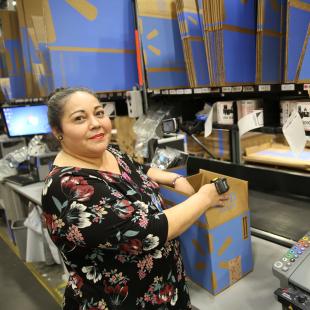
[160,169,253,295]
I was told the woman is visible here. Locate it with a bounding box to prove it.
[42,87,229,309]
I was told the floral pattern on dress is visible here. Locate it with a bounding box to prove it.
[42,145,191,309]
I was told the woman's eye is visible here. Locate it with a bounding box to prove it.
[74,116,85,122]
[96,110,105,117]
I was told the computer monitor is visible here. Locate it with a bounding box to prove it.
[1,104,51,138]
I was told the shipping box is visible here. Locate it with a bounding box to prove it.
[160,169,253,295]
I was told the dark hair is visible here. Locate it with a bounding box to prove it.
[47,87,98,132]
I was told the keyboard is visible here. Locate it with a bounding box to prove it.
[4,174,38,186]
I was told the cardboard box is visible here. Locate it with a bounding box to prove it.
[160,169,253,295]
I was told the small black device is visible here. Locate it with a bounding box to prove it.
[162,118,180,134]
[211,177,230,194]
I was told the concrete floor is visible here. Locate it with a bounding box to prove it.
[0,236,61,310]
[0,233,287,310]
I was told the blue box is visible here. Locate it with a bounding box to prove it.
[160,169,253,295]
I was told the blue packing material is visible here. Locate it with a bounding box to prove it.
[257,0,286,84]
[180,212,253,294]
[139,15,188,88]
[49,49,138,92]
[47,1,136,50]
[218,129,224,158]
[20,28,32,73]
[46,0,138,91]
[262,36,282,83]
[223,30,256,84]
[190,39,210,86]
[4,39,26,98]
[177,2,210,87]
[223,0,257,30]
[299,40,310,81]
[286,5,310,82]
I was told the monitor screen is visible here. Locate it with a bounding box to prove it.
[1,104,51,137]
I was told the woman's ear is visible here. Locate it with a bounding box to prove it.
[52,128,62,141]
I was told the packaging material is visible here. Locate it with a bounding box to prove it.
[0,10,26,99]
[244,143,310,171]
[280,100,296,125]
[297,101,310,131]
[240,132,275,156]
[160,169,253,295]
[216,101,234,125]
[136,0,189,89]
[237,99,262,120]
[187,129,231,161]
[16,0,138,95]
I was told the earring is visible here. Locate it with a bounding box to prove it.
[57,135,63,141]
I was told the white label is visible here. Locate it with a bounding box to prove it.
[153,89,161,95]
[222,87,232,93]
[194,88,202,94]
[258,85,271,92]
[169,89,177,95]
[201,88,211,93]
[282,110,307,155]
[243,86,255,92]
[176,89,184,95]
[238,110,264,137]
[184,89,192,94]
[117,92,122,97]
[147,89,153,93]
[281,84,295,91]
[232,86,242,92]
[211,88,220,93]
[162,90,169,95]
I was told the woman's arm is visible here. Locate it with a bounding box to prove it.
[147,166,195,195]
[163,183,229,240]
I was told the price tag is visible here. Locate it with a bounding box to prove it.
[117,92,122,97]
[169,89,177,95]
[281,84,295,91]
[232,86,242,92]
[184,89,192,94]
[258,85,271,92]
[243,86,255,92]
[153,89,161,95]
[147,89,153,93]
[222,87,232,93]
[162,90,169,95]
[176,89,184,95]
[211,88,220,93]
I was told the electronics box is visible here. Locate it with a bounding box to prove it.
[159,169,253,295]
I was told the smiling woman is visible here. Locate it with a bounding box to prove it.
[42,87,228,309]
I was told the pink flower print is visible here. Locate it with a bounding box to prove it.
[61,175,94,201]
[121,171,132,183]
[66,225,84,243]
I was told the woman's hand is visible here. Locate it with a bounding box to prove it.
[174,176,195,196]
[197,183,229,209]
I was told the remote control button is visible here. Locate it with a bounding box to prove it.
[282,266,289,272]
[290,249,295,254]
[290,258,296,262]
[282,257,288,262]
[302,236,308,241]
[286,262,292,266]
[304,244,309,248]
[297,251,303,255]
[301,247,305,251]
[274,261,283,268]
[294,254,299,258]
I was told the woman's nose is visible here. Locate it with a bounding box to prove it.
[89,115,101,128]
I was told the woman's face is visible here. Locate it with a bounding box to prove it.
[57,91,112,158]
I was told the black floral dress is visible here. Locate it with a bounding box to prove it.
[41,145,191,310]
